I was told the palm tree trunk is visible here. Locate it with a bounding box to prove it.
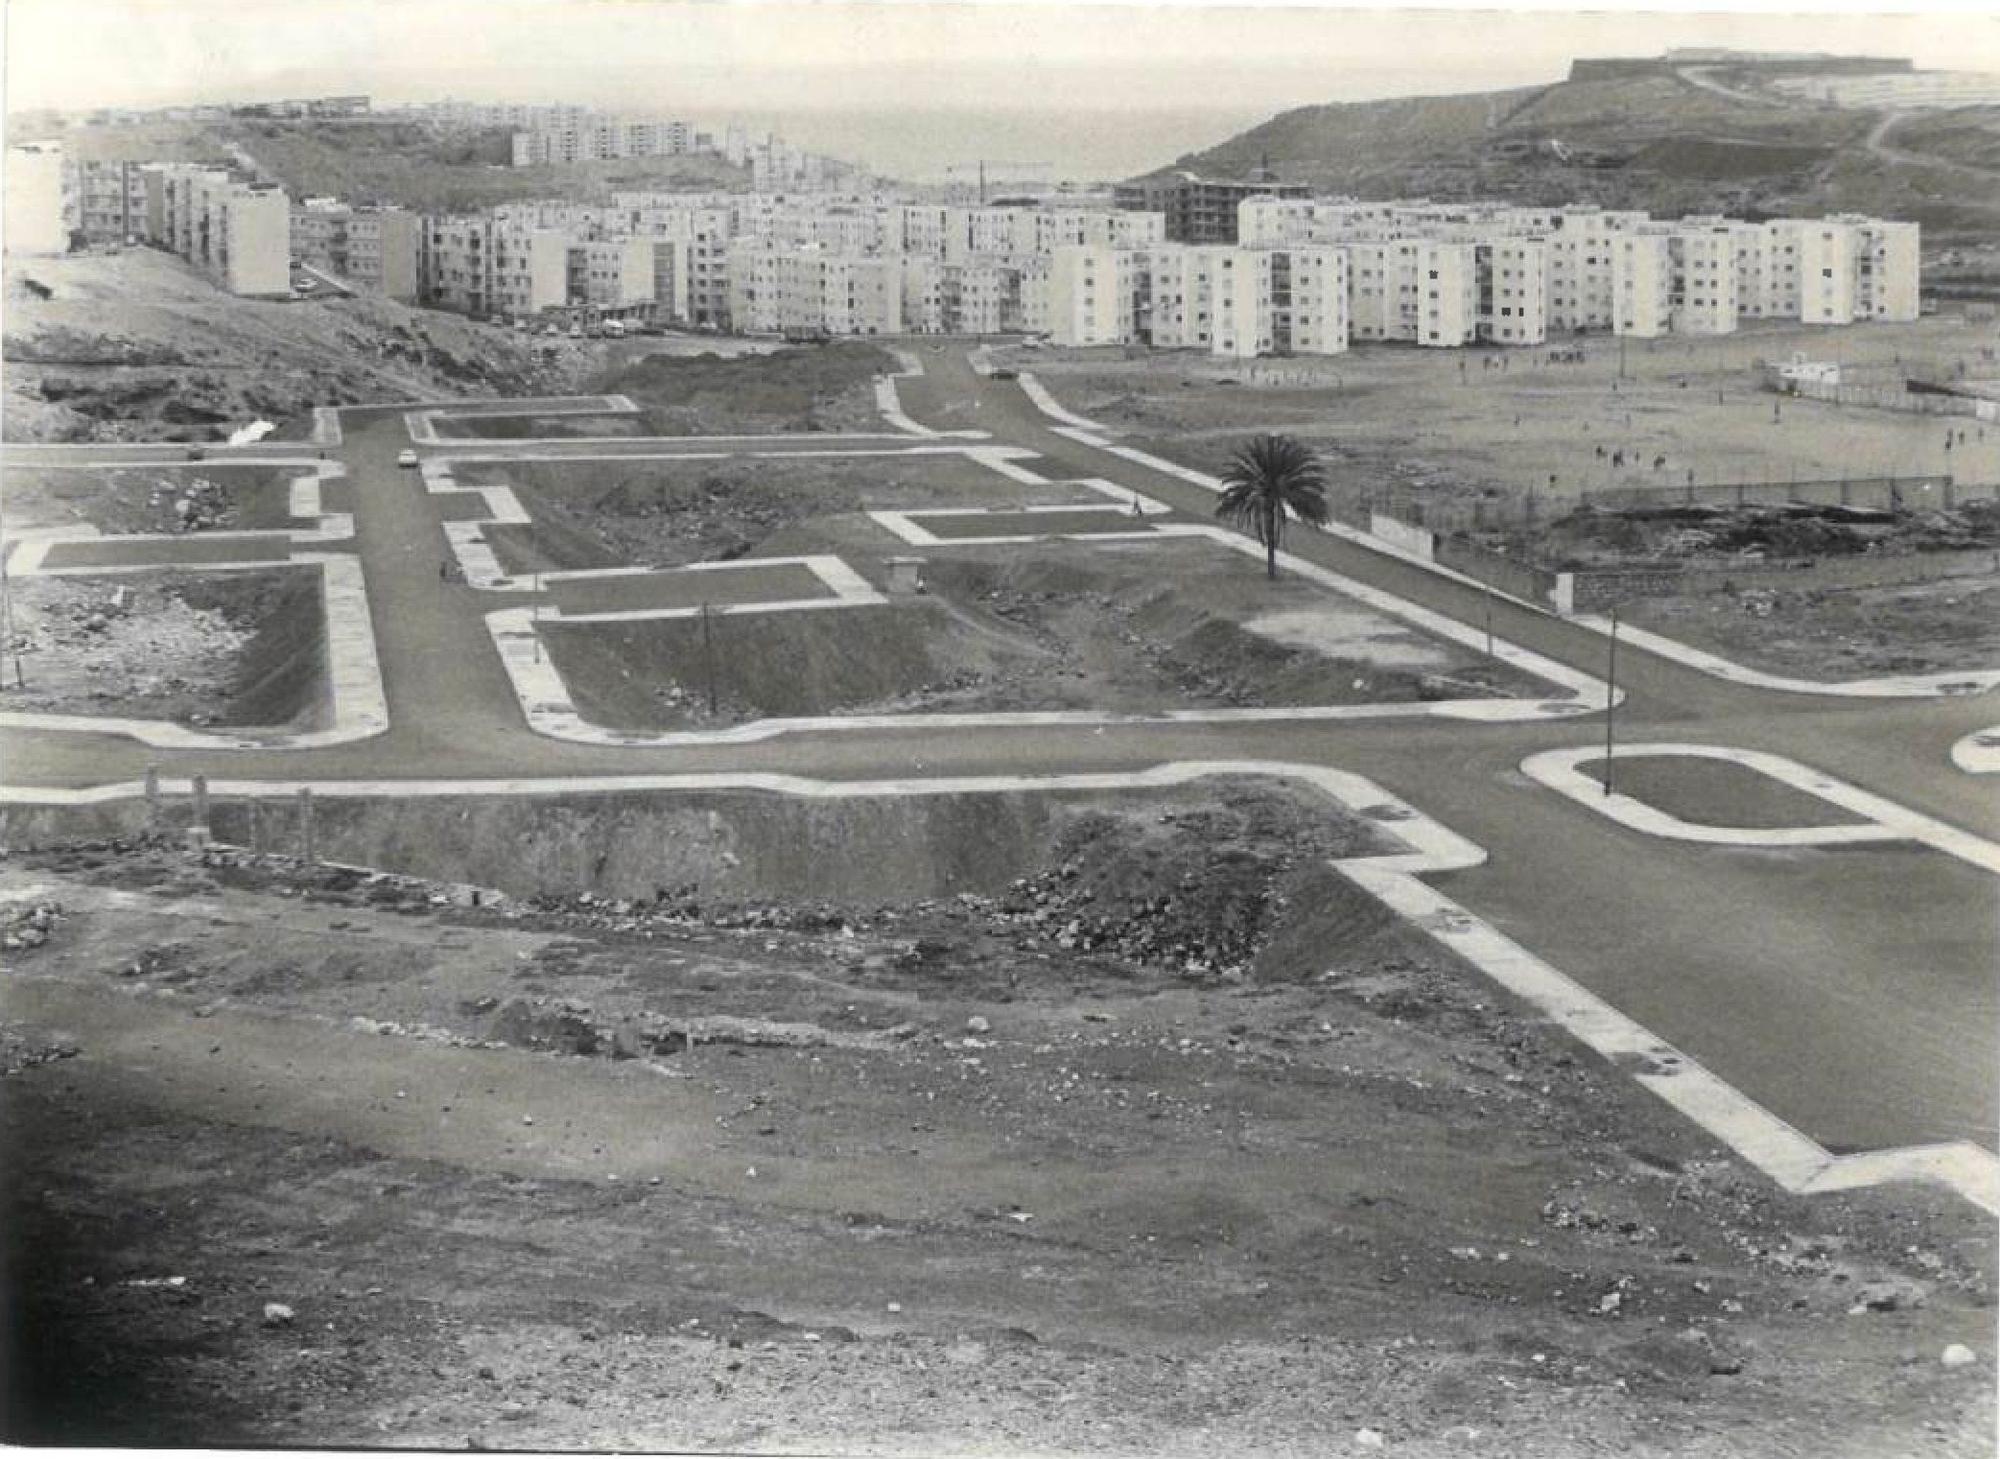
[1265,500,1279,579]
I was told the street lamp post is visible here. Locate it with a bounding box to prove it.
[1602,605,1620,796]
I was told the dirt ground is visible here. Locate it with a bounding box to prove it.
[3,251,599,444]
[545,537,1549,732]
[1,787,1993,1455]
[464,452,1081,576]
[0,569,327,730]
[1002,316,2000,505]
[1574,757,1870,830]
[1625,576,2000,680]
[587,342,897,437]
[1,463,307,537]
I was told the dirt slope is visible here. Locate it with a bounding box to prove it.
[1153,72,2000,241]
[3,250,598,443]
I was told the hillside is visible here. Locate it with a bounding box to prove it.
[1150,67,2000,242]
[2,250,601,442]
[29,117,751,211]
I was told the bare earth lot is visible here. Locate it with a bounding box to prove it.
[2,462,309,537]
[0,569,328,730]
[462,453,1099,575]
[1,789,1992,1455]
[1625,577,2000,680]
[544,537,1548,731]
[1004,317,2000,504]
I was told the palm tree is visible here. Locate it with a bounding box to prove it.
[1214,433,1330,580]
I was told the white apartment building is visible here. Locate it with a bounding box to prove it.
[1796,221,1858,325]
[1844,215,1920,322]
[292,199,420,300]
[420,214,569,317]
[5,142,68,255]
[1416,240,1479,347]
[1612,231,1673,337]
[143,165,291,295]
[726,243,902,336]
[1478,237,1547,344]
[1045,245,1129,347]
[1274,246,1350,357]
[568,236,657,313]
[66,157,151,243]
[1667,224,1738,335]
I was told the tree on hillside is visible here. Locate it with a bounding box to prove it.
[1214,433,1330,580]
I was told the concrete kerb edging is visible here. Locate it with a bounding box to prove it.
[4,757,1988,1215]
[1013,370,2000,702]
[0,462,386,751]
[1951,727,2000,775]
[403,395,641,446]
[1522,742,2000,876]
[878,352,989,441]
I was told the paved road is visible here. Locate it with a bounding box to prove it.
[3,343,1994,1163]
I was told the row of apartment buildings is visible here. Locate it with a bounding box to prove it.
[10,139,1924,358]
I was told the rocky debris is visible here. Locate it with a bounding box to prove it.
[261,1302,296,1327]
[2,901,63,952]
[0,1021,81,1076]
[154,475,231,533]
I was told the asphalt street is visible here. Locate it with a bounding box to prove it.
[2,343,1994,1162]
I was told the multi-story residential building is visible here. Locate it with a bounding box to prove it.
[1114,172,1310,243]
[66,158,152,243]
[419,214,568,317]
[1843,215,1919,322]
[6,142,68,255]
[291,199,420,300]
[568,236,657,314]
[1045,244,1130,347]
[1667,223,1738,335]
[143,164,291,295]
[1796,220,1857,325]
[1273,246,1350,357]
[1612,231,1674,337]
[726,243,902,337]
[1416,240,1479,347]
[1477,237,1548,345]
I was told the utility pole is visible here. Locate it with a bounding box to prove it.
[701,602,718,717]
[0,552,20,689]
[1602,606,1620,796]
[1484,579,1496,660]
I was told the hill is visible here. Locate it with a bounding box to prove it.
[1148,64,2000,243]
[26,116,751,212]
[2,249,601,443]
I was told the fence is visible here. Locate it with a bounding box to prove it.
[1775,373,2000,421]
[1560,544,2000,614]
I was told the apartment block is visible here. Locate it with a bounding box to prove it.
[1113,172,1309,244]
[1270,246,1349,357]
[1796,221,1857,325]
[420,214,568,317]
[5,142,68,255]
[1667,224,1738,335]
[66,157,151,243]
[1416,241,1478,347]
[291,199,420,300]
[1477,237,1547,345]
[1845,216,1920,322]
[143,165,291,295]
[1045,244,1129,347]
[1612,231,1673,337]
[568,236,657,313]
[725,244,901,337]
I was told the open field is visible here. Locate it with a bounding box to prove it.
[541,536,1551,732]
[461,453,1098,575]
[0,568,328,730]
[588,342,896,436]
[431,413,647,441]
[1,800,1992,1453]
[2,463,315,536]
[1624,575,2000,679]
[1002,316,2000,504]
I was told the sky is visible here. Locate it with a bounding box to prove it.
[7,1,1996,117]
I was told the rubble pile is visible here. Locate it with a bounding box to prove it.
[1,900,63,952]
[1,577,247,722]
[148,475,232,533]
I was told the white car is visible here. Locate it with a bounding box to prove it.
[397,449,418,468]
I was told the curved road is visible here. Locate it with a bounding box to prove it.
[3,341,1995,1174]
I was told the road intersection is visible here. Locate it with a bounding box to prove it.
[2,339,1995,1216]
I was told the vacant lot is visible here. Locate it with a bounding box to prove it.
[0,568,328,729]
[1004,316,2000,506]
[1,797,1991,1454]
[1626,575,2000,679]
[589,341,896,436]
[461,452,1094,575]
[543,536,1550,731]
[2,463,310,537]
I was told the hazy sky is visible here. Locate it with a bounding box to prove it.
[7,1,1997,117]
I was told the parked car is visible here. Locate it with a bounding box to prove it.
[990,368,1019,381]
[185,445,205,461]
[397,449,418,468]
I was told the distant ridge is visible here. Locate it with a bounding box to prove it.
[1138,55,2000,243]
